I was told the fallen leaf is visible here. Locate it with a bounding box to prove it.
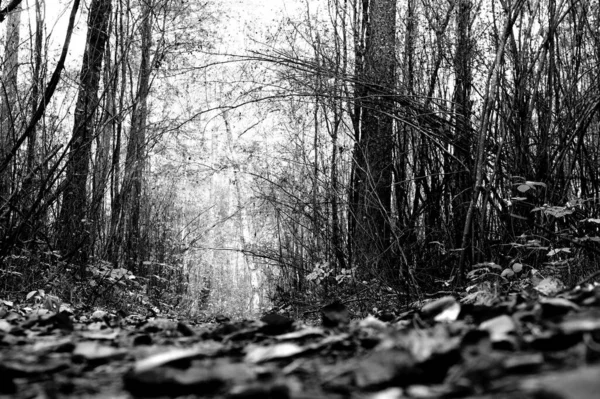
[0,319,12,333]
[421,296,461,322]
[275,326,325,341]
[72,341,127,364]
[245,342,305,363]
[558,310,600,334]
[125,360,254,397]
[479,315,515,342]
[92,310,108,320]
[368,387,404,399]
[134,344,222,373]
[0,359,69,377]
[534,277,565,296]
[354,349,417,389]
[80,329,120,340]
[358,315,388,331]
[521,364,600,399]
[228,381,291,399]
[435,301,461,323]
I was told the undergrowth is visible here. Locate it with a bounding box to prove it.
[2,193,600,321]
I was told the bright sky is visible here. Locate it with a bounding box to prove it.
[37,0,300,64]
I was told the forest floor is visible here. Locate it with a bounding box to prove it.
[1,284,600,399]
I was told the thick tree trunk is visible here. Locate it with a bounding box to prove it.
[58,0,112,268]
[352,0,397,281]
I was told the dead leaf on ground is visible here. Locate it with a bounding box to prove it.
[245,342,305,363]
[72,341,128,364]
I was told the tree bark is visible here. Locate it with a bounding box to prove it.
[0,2,21,226]
[452,0,474,250]
[107,0,127,265]
[58,0,112,268]
[91,12,115,259]
[352,0,397,281]
[26,0,43,178]
[119,0,152,271]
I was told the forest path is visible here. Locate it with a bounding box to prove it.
[1,287,600,399]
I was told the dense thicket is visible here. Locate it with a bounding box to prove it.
[0,0,599,317]
[248,0,600,311]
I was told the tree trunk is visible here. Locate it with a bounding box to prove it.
[452,0,474,250]
[119,0,151,271]
[223,113,260,313]
[0,3,21,227]
[26,0,43,177]
[457,0,525,285]
[91,13,115,259]
[108,0,127,265]
[19,0,44,242]
[58,0,112,269]
[352,0,397,281]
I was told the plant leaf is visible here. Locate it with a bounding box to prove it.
[526,181,547,187]
[501,268,514,278]
[512,263,523,273]
[548,248,571,256]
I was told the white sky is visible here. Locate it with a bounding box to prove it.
[34,0,302,65]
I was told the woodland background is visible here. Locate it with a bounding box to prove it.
[0,0,599,318]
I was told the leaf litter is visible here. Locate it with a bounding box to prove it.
[1,284,600,398]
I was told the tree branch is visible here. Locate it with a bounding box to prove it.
[0,0,22,23]
[0,0,81,173]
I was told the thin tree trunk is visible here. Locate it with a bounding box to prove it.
[120,0,151,271]
[0,0,80,176]
[452,0,474,250]
[108,0,128,265]
[91,13,115,259]
[0,1,80,258]
[223,113,260,313]
[457,0,525,285]
[19,0,44,242]
[0,3,21,226]
[26,0,43,177]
